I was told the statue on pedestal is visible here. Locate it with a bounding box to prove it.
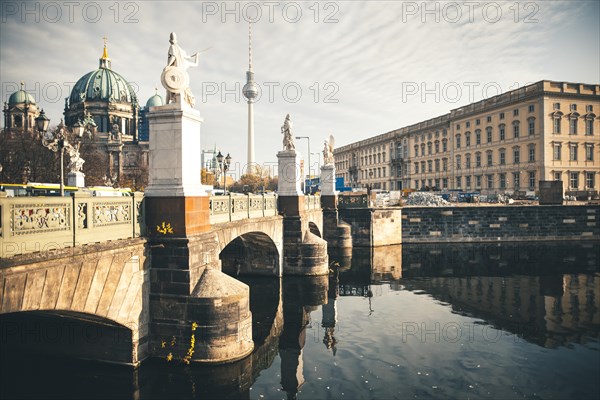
[323,135,335,165]
[161,32,200,107]
[281,114,295,151]
[67,142,85,173]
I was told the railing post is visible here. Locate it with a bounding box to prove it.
[228,193,232,222]
[247,194,251,219]
[262,193,265,217]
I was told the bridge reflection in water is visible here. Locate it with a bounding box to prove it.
[1,241,599,399]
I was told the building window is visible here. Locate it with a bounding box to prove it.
[476,152,482,167]
[553,143,562,161]
[427,160,432,172]
[528,104,535,113]
[570,172,579,189]
[586,119,594,135]
[553,102,560,110]
[487,116,492,123]
[513,109,519,117]
[476,119,481,126]
[570,144,578,161]
[586,144,594,161]
[528,171,536,189]
[553,117,561,134]
[499,124,506,140]
[465,154,471,169]
[486,127,492,143]
[466,176,472,188]
[528,145,535,162]
[513,121,520,138]
[570,104,577,112]
[414,180,419,189]
[466,121,471,128]
[553,172,561,181]
[421,144,425,156]
[414,145,419,158]
[513,147,520,164]
[500,173,506,189]
[443,178,448,189]
[383,167,386,177]
[456,123,460,130]
[487,151,493,166]
[500,112,505,120]
[528,118,535,135]
[435,159,440,172]
[442,139,448,152]
[414,162,419,174]
[435,141,440,153]
[456,134,461,149]
[513,172,520,189]
[586,105,593,112]
[570,118,578,135]
[476,175,482,188]
[421,161,426,173]
[456,155,461,169]
[499,149,506,165]
[475,129,481,145]
[586,172,595,189]
[465,132,471,147]
[427,142,432,155]
[487,174,494,189]
[456,176,461,188]
[442,158,448,172]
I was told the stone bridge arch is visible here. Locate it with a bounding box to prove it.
[0,240,149,365]
[212,216,284,277]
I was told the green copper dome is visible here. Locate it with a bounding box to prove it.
[146,93,164,108]
[8,89,36,105]
[68,46,137,105]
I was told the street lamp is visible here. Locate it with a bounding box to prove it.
[295,136,310,194]
[35,110,96,196]
[217,151,232,194]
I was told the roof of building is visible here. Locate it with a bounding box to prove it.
[68,44,138,106]
[8,84,36,106]
[146,91,164,108]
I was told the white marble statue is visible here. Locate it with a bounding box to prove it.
[323,135,335,165]
[67,142,85,173]
[161,32,200,107]
[281,114,295,151]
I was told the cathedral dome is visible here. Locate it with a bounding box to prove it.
[146,93,164,108]
[8,88,36,106]
[68,45,137,105]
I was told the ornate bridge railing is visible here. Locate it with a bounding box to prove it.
[0,192,144,258]
[209,194,278,224]
[338,193,371,208]
[304,194,321,210]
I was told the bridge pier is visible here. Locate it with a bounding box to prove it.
[144,101,254,364]
[277,150,329,276]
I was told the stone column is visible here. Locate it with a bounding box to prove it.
[145,101,253,364]
[277,150,329,276]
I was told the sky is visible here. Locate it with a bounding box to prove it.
[1,0,599,177]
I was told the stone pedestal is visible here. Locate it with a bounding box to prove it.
[277,150,303,196]
[144,102,209,237]
[320,164,336,196]
[67,171,85,188]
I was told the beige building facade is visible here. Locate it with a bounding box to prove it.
[334,80,600,196]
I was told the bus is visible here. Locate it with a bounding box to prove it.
[0,183,132,197]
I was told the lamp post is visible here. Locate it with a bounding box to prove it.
[295,136,310,194]
[217,151,232,194]
[35,110,96,196]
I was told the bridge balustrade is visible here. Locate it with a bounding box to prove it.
[304,194,321,210]
[337,193,370,208]
[0,192,144,257]
[209,194,279,224]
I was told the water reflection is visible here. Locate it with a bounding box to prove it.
[1,241,599,399]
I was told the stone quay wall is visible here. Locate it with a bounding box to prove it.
[401,205,599,243]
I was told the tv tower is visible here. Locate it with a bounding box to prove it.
[242,22,259,174]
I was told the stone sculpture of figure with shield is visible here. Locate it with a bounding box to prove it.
[281,114,295,151]
[161,32,200,107]
[323,135,335,165]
